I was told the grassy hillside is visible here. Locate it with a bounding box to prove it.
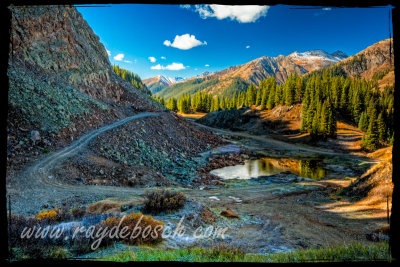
[147,82,167,94]
[156,78,220,99]
[156,77,249,100]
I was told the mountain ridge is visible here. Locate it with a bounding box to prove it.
[156,48,349,99]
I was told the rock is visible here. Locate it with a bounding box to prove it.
[187,213,194,221]
[99,169,104,175]
[221,208,240,218]
[30,130,41,143]
[212,180,225,186]
[200,207,216,224]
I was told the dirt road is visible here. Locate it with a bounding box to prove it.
[7,113,164,214]
[6,112,376,216]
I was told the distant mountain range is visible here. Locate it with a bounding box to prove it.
[153,39,393,100]
[143,75,186,94]
[153,48,348,99]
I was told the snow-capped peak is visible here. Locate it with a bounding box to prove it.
[156,75,186,85]
[288,49,347,62]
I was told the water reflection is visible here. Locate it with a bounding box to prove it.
[210,157,326,180]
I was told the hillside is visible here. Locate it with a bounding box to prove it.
[156,49,347,99]
[7,5,222,186]
[143,75,187,94]
[339,39,394,80]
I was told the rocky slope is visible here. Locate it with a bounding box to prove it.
[156,49,347,99]
[338,38,394,80]
[288,49,348,72]
[7,5,222,185]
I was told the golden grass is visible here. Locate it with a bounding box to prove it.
[86,199,134,214]
[36,209,58,221]
[177,112,207,118]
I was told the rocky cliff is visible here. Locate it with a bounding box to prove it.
[7,5,221,186]
[8,5,162,139]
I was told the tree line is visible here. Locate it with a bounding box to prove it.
[153,66,394,150]
[112,65,151,95]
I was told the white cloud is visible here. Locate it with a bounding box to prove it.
[205,64,210,67]
[161,56,166,60]
[148,56,156,63]
[246,45,250,49]
[163,40,172,46]
[151,64,162,70]
[163,34,207,50]
[124,60,132,63]
[114,53,124,61]
[193,5,269,23]
[106,50,111,56]
[151,63,186,70]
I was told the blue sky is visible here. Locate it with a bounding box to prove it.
[76,4,392,80]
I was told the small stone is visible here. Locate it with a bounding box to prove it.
[99,169,104,175]
[30,130,41,143]
[187,214,195,221]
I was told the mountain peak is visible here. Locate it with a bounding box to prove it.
[331,50,348,59]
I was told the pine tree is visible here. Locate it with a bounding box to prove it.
[284,74,296,106]
[260,88,267,110]
[326,99,336,137]
[300,102,308,133]
[267,85,276,110]
[246,83,256,107]
[274,85,282,106]
[377,112,386,142]
[319,100,328,138]
[363,107,379,150]
[255,88,261,106]
[214,96,220,111]
[358,111,368,131]
[231,93,237,110]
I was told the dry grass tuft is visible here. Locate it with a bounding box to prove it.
[143,189,186,214]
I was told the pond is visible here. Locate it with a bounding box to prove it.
[210,157,327,180]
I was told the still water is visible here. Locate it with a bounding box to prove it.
[210,157,327,180]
